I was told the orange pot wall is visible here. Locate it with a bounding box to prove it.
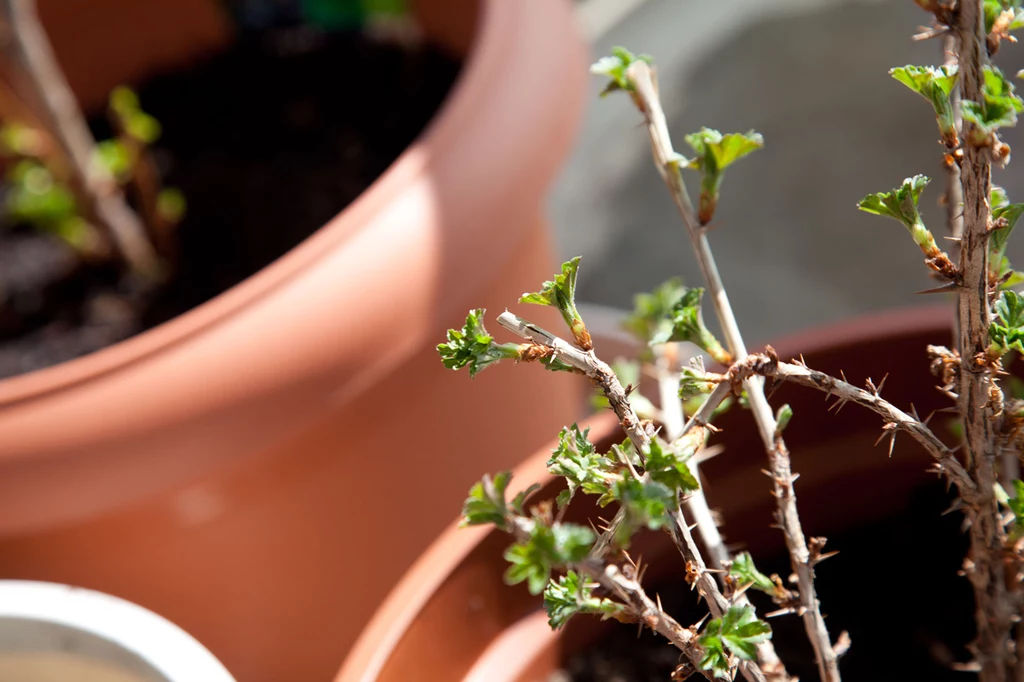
[0,0,588,680]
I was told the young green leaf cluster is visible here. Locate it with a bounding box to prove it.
[698,606,773,678]
[890,65,960,146]
[684,128,764,225]
[590,46,652,97]
[858,175,959,280]
[961,66,1023,149]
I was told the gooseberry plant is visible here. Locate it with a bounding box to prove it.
[439,4,1024,681]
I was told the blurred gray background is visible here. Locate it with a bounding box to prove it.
[553,0,1024,346]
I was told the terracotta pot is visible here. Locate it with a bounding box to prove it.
[0,2,588,681]
[338,305,958,681]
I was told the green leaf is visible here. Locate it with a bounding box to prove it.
[991,290,1024,354]
[698,606,772,678]
[610,437,642,470]
[461,471,513,530]
[437,309,522,378]
[623,278,688,344]
[858,175,939,255]
[684,128,764,224]
[643,437,700,493]
[729,552,776,594]
[547,424,616,508]
[520,257,590,348]
[590,46,653,96]
[962,66,1024,140]
[504,522,595,595]
[1007,480,1024,526]
[991,194,1024,283]
[543,571,626,629]
[511,484,542,514]
[650,287,731,364]
[889,65,959,145]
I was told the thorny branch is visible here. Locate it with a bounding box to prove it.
[952,2,1013,679]
[657,349,790,681]
[624,59,841,682]
[0,0,160,276]
[722,348,978,500]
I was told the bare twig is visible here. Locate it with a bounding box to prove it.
[952,3,1013,679]
[624,59,841,682]
[0,0,160,276]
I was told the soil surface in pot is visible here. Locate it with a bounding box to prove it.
[559,480,973,682]
[0,29,460,379]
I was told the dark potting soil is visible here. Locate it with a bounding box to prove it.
[0,29,460,379]
[559,480,974,682]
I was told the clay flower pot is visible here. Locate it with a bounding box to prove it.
[338,306,959,682]
[0,2,588,681]
[0,580,236,682]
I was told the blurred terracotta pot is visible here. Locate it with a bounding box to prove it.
[0,1,588,681]
[338,306,956,682]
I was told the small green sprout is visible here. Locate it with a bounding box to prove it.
[991,290,1024,355]
[650,287,732,364]
[728,552,776,594]
[858,176,957,279]
[698,605,773,678]
[889,66,959,147]
[520,257,592,350]
[684,128,764,225]
[961,66,1024,144]
[623,278,688,345]
[590,46,652,96]
[543,571,627,629]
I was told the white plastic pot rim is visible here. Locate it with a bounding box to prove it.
[0,581,235,682]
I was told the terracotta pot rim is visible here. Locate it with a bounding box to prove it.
[336,303,954,681]
[0,0,518,407]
